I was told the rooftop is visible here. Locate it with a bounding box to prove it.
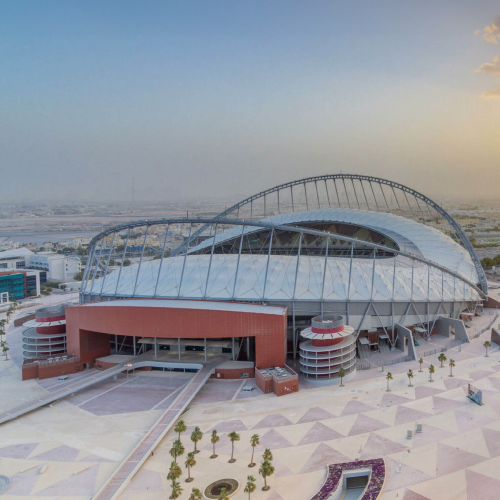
[83,298,287,315]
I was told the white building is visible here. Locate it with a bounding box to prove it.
[0,248,81,282]
[29,253,81,282]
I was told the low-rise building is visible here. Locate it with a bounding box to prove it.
[0,248,81,282]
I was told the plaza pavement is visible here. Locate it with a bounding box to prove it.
[1,302,500,499]
[118,321,500,500]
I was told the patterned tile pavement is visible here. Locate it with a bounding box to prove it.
[1,302,500,499]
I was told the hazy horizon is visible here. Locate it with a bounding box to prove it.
[1,1,499,203]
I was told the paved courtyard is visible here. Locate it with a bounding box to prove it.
[1,301,500,499]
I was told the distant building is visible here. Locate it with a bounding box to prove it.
[0,248,81,282]
[0,269,46,303]
[29,253,81,282]
[0,247,34,270]
[0,271,26,302]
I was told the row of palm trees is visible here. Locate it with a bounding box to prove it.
[385,354,459,391]
[0,301,15,361]
[167,420,275,499]
[377,339,495,393]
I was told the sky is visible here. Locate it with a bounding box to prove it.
[1,1,499,203]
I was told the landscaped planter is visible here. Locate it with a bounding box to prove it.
[309,458,386,500]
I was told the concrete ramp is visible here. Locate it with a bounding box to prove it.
[92,360,220,500]
[0,354,203,425]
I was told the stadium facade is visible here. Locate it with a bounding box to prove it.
[69,175,486,378]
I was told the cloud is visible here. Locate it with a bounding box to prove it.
[482,87,500,98]
[475,56,500,76]
[478,18,500,43]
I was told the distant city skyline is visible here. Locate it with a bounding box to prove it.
[1,1,499,202]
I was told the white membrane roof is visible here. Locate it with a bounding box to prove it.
[89,209,481,303]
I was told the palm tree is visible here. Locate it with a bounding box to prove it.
[429,364,435,382]
[338,366,346,387]
[449,359,455,377]
[386,372,393,392]
[484,341,492,357]
[188,488,202,500]
[244,475,257,499]
[259,460,275,491]
[407,369,414,387]
[2,342,9,361]
[170,440,185,464]
[170,480,183,500]
[262,448,273,461]
[228,431,240,463]
[218,487,229,500]
[418,357,424,372]
[6,306,13,323]
[249,434,259,467]
[438,353,447,368]
[175,420,187,440]
[210,430,219,459]
[185,452,196,482]
[167,461,182,483]
[191,426,203,454]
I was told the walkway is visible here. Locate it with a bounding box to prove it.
[0,352,205,425]
[92,358,222,500]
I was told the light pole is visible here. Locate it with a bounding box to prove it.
[124,363,133,382]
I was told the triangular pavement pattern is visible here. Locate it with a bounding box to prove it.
[297,407,335,424]
[273,457,295,478]
[465,469,500,500]
[341,400,376,416]
[4,466,41,496]
[403,489,432,500]
[208,419,247,433]
[247,428,294,450]
[482,427,500,458]
[76,453,112,463]
[443,378,470,390]
[31,445,80,462]
[252,414,293,429]
[412,425,456,448]
[394,406,433,426]
[348,414,390,436]
[360,433,408,460]
[487,377,500,391]
[470,370,495,382]
[436,443,487,476]
[297,422,343,446]
[381,393,414,406]
[383,457,433,492]
[298,442,351,474]
[125,469,164,494]
[34,464,99,497]
[0,442,38,459]
[454,410,495,434]
[432,396,467,414]
[414,386,444,399]
[266,490,286,500]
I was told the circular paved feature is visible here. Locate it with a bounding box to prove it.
[0,475,10,494]
[204,478,239,499]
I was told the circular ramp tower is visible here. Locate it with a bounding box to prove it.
[299,315,356,380]
[22,305,67,360]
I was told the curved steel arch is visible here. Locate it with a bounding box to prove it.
[171,174,487,294]
[81,217,486,300]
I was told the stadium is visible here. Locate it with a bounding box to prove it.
[71,174,487,381]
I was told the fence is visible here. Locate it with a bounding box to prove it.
[356,355,412,371]
[417,339,463,359]
[468,314,499,340]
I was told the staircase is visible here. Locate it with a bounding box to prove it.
[358,343,370,359]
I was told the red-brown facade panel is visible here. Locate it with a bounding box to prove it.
[66,301,287,369]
